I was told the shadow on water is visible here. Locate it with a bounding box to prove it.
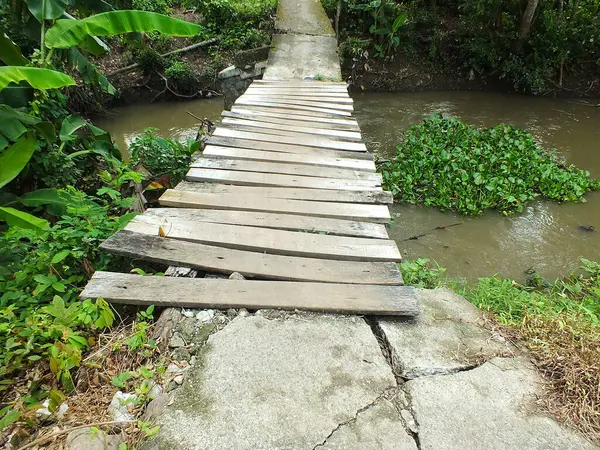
[353,91,600,281]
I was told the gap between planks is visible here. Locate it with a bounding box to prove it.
[82,271,419,316]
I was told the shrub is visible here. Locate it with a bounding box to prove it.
[134,48,167,74]
[132,0,172,13]
[380,114,599,215]
[129,128,196,183]
[164,60,198,90]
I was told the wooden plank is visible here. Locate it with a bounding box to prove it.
[234,99,352,117]
[221,117,362,141]
[232,104,349,120]
[82,271,419,316]
[223,110,360,131]
[213,129,367,152]
[159,190,391,223]
[126,216,400,262]
[230,106,359,126]
[144,207,389,238]
[218,123,356,143]
[235,97,354,112]
[190,158,381,182]
[186,168,381,191]
[245,88,350,97]
[252,80,348,87]
[208,136,374,160]
[202,146,376,172]
[241,94,354,104]
[99,231,401,284]
[174,181,393,205]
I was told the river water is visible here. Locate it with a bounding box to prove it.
[99,92,600,282]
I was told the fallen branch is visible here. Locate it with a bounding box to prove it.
[17,420,135,450]
[107,37,220,77]
[151,73,201,102]
[401,222,462,242]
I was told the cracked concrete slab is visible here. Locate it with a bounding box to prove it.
[147,313,411,449]
[263,34,342,81]
[275,0,335,37]
[319,398,418,450]
[378,288,511,378]
[407,357,597,450]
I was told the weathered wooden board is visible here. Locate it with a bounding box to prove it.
[82,271,419,316]
[186,168,381,191]
[191,158,381,182]
[236,97,354,112]
[126,216,400,261]
[202,146,376,172]
[218,122,357,143]
[208,136,374,160]
[99,231,400,284]
[234,99,353,117]
[212,129,368,152]
[223,110,360,131]
[230,107,360,127]
[159,190,391,223]
[251,80,348,87]
[241,94,354,104]
[174,181,393,205]
[221,117,362,141]
[232,104,349,119]
[245,89,350,97]
[144,207,389,238]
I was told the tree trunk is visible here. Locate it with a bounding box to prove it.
[517,0,540,50]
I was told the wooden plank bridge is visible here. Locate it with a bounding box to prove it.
[82,80,419,317]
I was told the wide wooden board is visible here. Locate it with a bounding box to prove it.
[208,136,374,160]
[126,216,400,261]
[241,94,354,104]
[218,123,358,142]
[231,104,349,119]
[174,181,393,204]
[191,158,381,182]
[245,89,350,97]
[212,129,367,152]
[231,105,358,126]
[144,207,389,238]
[234,99,353,117]
[236,97,353,112]
[252,79,347,86]
[99,231,401,284]
[221,117,362,141]
[186,168,380,190]
[82,271,419,316]
[159,190,391,223]
[202,146,376,172]
[223,110,360,131]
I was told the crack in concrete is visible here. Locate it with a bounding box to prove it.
[311,389,394,449]
[273,29,336,38]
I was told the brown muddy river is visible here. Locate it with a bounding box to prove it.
[99,92,600,282]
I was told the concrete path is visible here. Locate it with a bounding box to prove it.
[264,0,341,81]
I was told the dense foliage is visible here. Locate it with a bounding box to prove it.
[323,0,600,94]
[380,115,599,215]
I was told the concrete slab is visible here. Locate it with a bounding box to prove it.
[379,288,511,378]
[148,313,412,449]
[275,0,335,37]
[406,357,597,450]
[264,34,342,81]
[320,398,418,449]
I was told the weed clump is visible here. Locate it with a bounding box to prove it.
[461,259,600,440]
[380,114,599,215]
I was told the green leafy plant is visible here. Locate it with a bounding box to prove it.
[399,258,446,288]
[129,128,197,184]
[380,114,599,215]
[164,60,198,91]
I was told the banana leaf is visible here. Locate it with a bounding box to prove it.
[0,104,56,150]
[45,11,201,49]
[0,206,49,231]
[0,32,29,66]
[0,132,36,189]
[25,0,69,21]
[0,67,76,91]
[66,48,116,94]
